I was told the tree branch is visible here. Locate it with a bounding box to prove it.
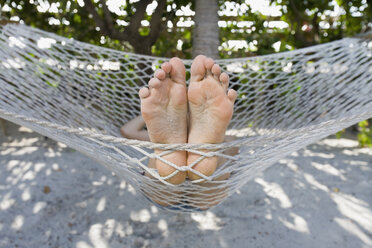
[289,0,310,23]
[83,0,163,55]
[126,0,152,37]
[83,0,129,42]
[99,0,114,32]
[98,0,132,41]
[148,0,167,45]
[83,0,107,34]
[311,10,321,43]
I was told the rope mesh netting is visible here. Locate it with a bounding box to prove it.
[0,23,371,212]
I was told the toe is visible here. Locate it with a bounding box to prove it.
[139,87,150,99]
[220,72,229,91]
[211,64,221,81]
[155,69,166,80]
[204,58,214,70]
[227,89,237,103]
[204,58,214,76]
[149,78,161,89]
[169,57,186,85]
[161,62,172,74]
[190,55,207,82]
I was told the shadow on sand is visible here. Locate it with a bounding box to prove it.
[0,121,371,248]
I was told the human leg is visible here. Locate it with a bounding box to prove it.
[120,115,150,141]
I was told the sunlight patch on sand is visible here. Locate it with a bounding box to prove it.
[332,193,372,232]
[191,211,222,230]
[130,209,151,223]
[255,178,292,208]
[279,213,310,234]
[334,218,372,246]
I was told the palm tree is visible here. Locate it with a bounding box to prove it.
[192,0,220,59]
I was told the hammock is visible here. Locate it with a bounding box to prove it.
[0,23,371,212]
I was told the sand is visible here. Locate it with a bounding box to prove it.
[0,121,372,248]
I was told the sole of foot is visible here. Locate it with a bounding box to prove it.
[187,55,237,180]
[140,57,188,185]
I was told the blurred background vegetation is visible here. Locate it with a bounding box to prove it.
[1,0,371,146]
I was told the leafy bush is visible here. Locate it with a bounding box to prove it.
[357,120,372,147]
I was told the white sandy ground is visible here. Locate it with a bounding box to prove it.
[0,121,372,248]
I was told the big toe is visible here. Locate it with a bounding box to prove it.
[169,57,186,85]
[190,55,208,82]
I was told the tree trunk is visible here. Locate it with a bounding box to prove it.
[192,0,220,59]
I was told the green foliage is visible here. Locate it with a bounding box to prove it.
[2,0,370,58]
[357,120,372,147]
[335,129,345,139]
[1,0,105,47]
[0,0,196,55]
[151,16,193,59]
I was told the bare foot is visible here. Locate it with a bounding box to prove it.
[141,158,184,207]
[140,57,188,184]
[187,55,237,180]
[188,135,239,210]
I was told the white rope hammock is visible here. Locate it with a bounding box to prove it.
[0,23,371,212]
